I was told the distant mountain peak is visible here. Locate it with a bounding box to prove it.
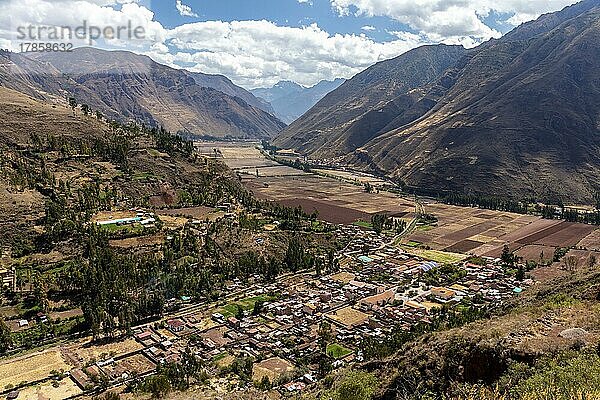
[251,78,345,123]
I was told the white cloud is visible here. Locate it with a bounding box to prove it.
[175,0,198,18]
[164,20,429,88]
[330,0,579,44]
[361,25,376,31]
[0,0,166,48]
[0,0,583,89]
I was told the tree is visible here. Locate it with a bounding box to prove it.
[333,371,378,400]
[285,236,308,272]
[316,320,334,377]
[516,265,525,281]
[564,255,578,273]
[371,213,390,234]
[33,278,50,313]
[145,375,171,398]
[235,305,245,321]
[0,317,12,354]
[68,97,78,111]
[318,321,333,353]
[501,245,515,266]
[252,300,265,316]
[81,104,91,115]
[589,255,597,269]
[101,391,120,400]
[257,375,271,391]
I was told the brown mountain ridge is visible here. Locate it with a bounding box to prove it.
[0,47,285,139]
[275,0,600,203]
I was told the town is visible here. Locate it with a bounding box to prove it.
[12,222,531,397]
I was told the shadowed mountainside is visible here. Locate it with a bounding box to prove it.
[275,0,600,203]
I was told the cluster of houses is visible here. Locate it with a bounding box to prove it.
[94,209,157,228]
[64,224,531,395]
[0,265,16,292]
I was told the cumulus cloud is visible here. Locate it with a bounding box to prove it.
[0,0,166,48]
[361,25,376,31]
[164,20,430,88]
[0,0,582,88]
[330,0,579,45]
[175,0,199,18]
[0,0,432,88]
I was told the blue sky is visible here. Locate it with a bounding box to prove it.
[151,0,518,42]
[1,0,581,89]
[152,0,411,42]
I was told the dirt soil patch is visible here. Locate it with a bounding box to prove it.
[444,239,484,253]
[252,357,294,383]
[538,223,596,247]
[66,338,144,366]
[157,206,216,219]
[277,198,371,224]
[515,245,555,263]
[16,378,82,400]
[327,307,369,328]
[0,349,71,389]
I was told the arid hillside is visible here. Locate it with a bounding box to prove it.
[275,0,600,203]
[1,48,286,139]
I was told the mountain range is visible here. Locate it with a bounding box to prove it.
[0,47,285,139]
[274,0,600,203]
[251,79,345,124]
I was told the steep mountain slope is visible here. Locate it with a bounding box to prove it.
[273,45,468,155]
[186,71,274,115]
[251,79,345,123]
[3,48,285,139]
[357,1,600,203]
[275,0,600,203]
[0,50,66,100]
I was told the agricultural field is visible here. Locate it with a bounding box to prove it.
[199,144,600,262]
[0,349,71,390]
[313,168,388,186]
[62,338,144,366]
[195,142,417,224]
[246,175,415,224]
[235,165,306,177]
[218,295,278,318]
[15,377,82,400]
[157,206,223,221]
[109,233,165,248]
[403,203,598,263]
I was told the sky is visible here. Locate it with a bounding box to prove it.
[0,0,581,89]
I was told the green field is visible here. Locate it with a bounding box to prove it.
[327,343,353,359]
[100,222,145,236]
[353,220,373,229]
[219,294,279,317]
